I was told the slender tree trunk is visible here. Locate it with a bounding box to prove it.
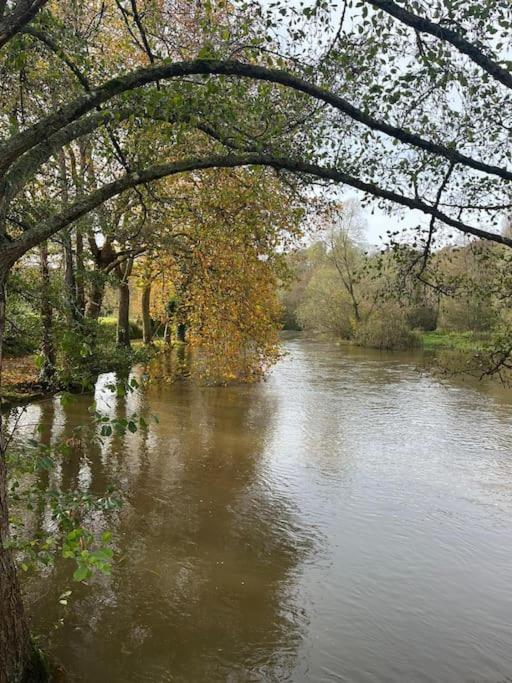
[141,284,152,345]
[85,273,105,321]
[38,242,56,387]
[163,321,171,344]
[62,229,79,325]
[75,231,85,319]
[349,289,361,324]
[116,260,133,348]
[0,278,46,683]
[58,152,81,326]
[117,282,131,348]
[176,322,186,343]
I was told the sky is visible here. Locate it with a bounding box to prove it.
[251,0,509,249]
[250,0,445,247]
[346,194,427,247]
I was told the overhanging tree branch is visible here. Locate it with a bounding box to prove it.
[10,153,511,266]
[0,0,49,49]
[20,25,91,90]
[1,59,510,183]
[366,0,512,91]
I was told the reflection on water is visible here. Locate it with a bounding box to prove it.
[13,337,512,682]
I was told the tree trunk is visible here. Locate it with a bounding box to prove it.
[62,229,78,325]
[0,463,40,683]
[350,290,361,324]
[116,259,133,348]
[38,242,56,387]
[85,274,105,321]
[163,321,171,344]
[58,152,80,327]
[117,282,131,348]
[75,231,85,319]
[0,279,46,683]
[141,284,152,345]
[176,322,186,343]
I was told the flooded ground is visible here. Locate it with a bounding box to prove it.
[15,337,512,681]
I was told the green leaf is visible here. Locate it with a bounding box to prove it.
[73,565,89,582]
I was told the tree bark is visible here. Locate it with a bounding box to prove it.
[62,229,78,324]
[85,274,105,321]
[85,236,114,322]
[163,321,171,344]
[58,151,81,327]
[0,278,46,682]
[75,230,85,319]
[0,462,38,683]
[141,284,152,345]
[38,241,56,387]
[117,282,131,348]
[116,259,133,348]
[176,322,186,343]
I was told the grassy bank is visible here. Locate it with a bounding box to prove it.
[420,331,486,352]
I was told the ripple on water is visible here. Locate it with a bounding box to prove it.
[15,337,512,682]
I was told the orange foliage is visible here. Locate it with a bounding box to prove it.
[143,166,303,383]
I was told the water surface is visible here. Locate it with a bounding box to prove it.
[17,338,512,681]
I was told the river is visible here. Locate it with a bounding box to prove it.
[14,337,512,682]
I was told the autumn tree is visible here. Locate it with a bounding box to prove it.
[138,166,303,382]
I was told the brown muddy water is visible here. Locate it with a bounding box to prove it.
[12,337,512,682]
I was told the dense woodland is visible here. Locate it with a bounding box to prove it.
[0,0,510,680]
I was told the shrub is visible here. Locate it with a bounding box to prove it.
[296,266,355,338]
[4,308,41,356]
[98,317,143,341]
[354,305,421,350]
[438,298,496,332]
[406,304,438,331]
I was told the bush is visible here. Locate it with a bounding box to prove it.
[296,267,355,338]
[354,305,421,350]
[438,298,496,332]
[98,317,143,341]
[281,307,303,331]
[4,308,41,356]
[406,304,438,331]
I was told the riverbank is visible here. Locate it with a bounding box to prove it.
[420,331,486,352]
[0,340,158,408]
[0,354,42,404]
[0,329,491,408]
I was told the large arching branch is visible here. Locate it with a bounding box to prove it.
[0,0,48,49]
[4,105,229,204]
[2,59,511,184]
[366,0,512,91]
[8,153,511,268]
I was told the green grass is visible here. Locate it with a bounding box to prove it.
[98,316,143,340]
[421,330,486,352]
